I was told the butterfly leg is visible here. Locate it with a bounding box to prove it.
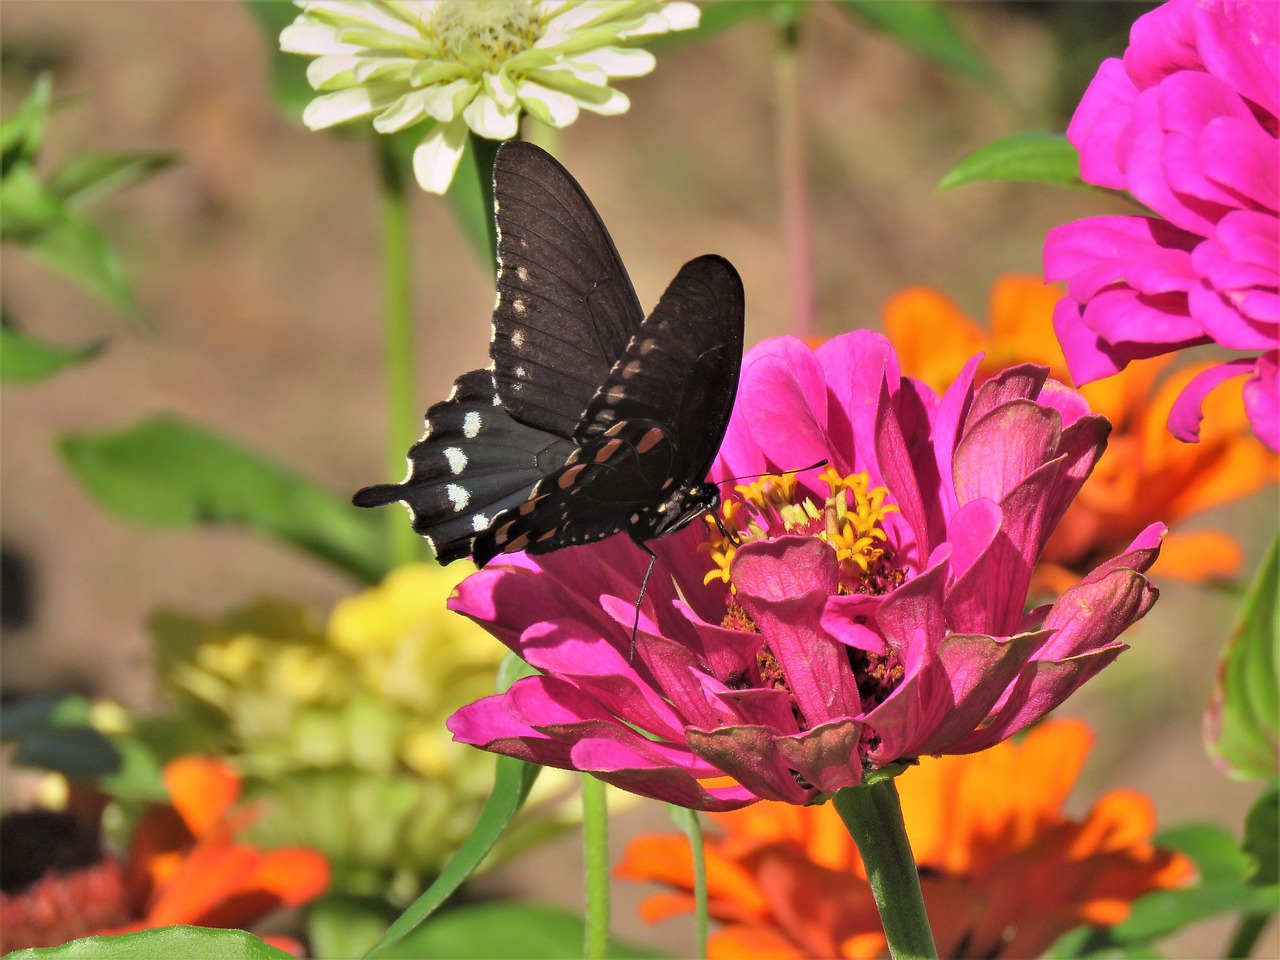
[629,543,658,664]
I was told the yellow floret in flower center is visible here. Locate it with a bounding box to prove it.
[701,469,900,594]
[430,0,541,67]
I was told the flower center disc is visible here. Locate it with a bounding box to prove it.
[431,0,539,65]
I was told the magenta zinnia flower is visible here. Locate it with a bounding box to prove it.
[1044,0,1279,452]
[447,333,1163,811]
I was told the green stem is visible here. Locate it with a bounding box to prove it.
[670,806,709,959]
[470,134,503,262]
[1225,911,1274,958]
[775,18,815,340]
[376,138,419,567]
[582,774,611,959]
[833,780,938,960]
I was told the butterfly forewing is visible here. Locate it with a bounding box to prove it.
[578,254,744,483]
[352,369,574,563]
[491,141,645,438]
[354,143,745,570]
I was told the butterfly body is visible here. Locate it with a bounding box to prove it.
[354,142,743,567]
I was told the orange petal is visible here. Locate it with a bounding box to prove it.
[163,756,241,837]
[985,276,1069,378]
[636,892,697,924]
[1152,529,1244,581]
[882,287,985,394]
[247,847,330,906]
[709,924,807,960]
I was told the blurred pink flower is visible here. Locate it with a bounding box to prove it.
[447,333,1163,811]
[1043,0,1279,451]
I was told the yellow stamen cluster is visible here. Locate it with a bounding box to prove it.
[701,469,898,592]
[430,0,540,67]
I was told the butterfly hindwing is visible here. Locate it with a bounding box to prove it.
[491,141,645,438]
[352,369,574,563]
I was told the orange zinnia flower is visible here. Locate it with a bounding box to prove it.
[883,276,1277,590]
[617,720,1193,959]
[1,756,329,954]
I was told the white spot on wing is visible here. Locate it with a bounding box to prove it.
[513,299,527,316]
[463,411,482,439]
[512,330,525,348]
[515,365,528,379]
[517,266,529,282]
[444,447,467,475]
[472,513,490,533]
[446,483,470,512]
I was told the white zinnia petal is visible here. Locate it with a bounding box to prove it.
[517,81,581,128]
[578,87,629,117]
[302,86,397,130]
[422,78,479,122]
[569,47,656,79]
[463,91,520,140]
[301,1,422,39]
[413,121,468,194]
[373,91,428,133]
[306,54,362,90]
[280,20,361,56]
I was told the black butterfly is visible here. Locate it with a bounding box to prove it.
[353,141,744,570]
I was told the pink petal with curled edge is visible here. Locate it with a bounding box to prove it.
[1167,357,1255,441]
[911,630,1050,757]
[519,621,693,739]
[930,355,981,518]
[685,725,821,805]
[946,499,1000,584]
[629,626,734,730]
[775,720,865,792]
[953,400,1061,508]
[820,591,890,655]
[711,687,804,736]
[1189,282,1276,350]
[1050,295,1131,385]
[739,336,833,476]
[1086,522,1165,583]
[816,330,902,477]
[875,376,930,568]
[1123,87,1221,235]
[732,537,862,725]
[946,645,1128,754]
[1200,117,1280,213]
[1081,287,1207,348]
[1124,0,1201,88]
[1195,0,1280,119]
[964,364,1049,444]
[570,733,759,812]
[1040,414,1111,537]
[1244,350,1279,451]
[874,557,948,655]
[1156,71,1255,214]
[1193,225,1278,293]
[1035,378,1093,429]
[1043,217,1194,302]
[1040,567,1159,661]
[1069,59,1138,188]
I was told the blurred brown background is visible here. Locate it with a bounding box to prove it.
[2,2,1275,957]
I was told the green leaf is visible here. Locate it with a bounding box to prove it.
[363,756,541,958]
[1110,882,1280,942]
[1,73,52,175]
[243,0,316,123]
[838,0,994,84]
[1205,536,1280,779]
[1243,780,1279,887]
[378,903,669,959]
[59,415,390,583]
[3,926,294,960]
[1,323,102,384]
[1,164,137,313]
[939,131,1089,192]
[47,151,177,207]
[1156,822,1254,885]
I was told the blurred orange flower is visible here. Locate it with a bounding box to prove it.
[617,720,1193,959]
[883,276,1277,590]
[1,756,328,954]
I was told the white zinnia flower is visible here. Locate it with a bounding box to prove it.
[281,0,700,193]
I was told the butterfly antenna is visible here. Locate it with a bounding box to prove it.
[629,545,658,664]
[715,458,828,487]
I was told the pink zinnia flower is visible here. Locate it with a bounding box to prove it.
[447,333,1163,811]
[1043,0,1279,452]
